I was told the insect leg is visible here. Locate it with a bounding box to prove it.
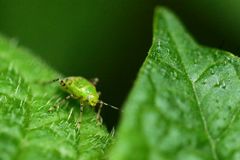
[76,105,83,129]
[89,77,99,86]
[110,127,115,137]
[48,94,72,112]
[96,102,103,124]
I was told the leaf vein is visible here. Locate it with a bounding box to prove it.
[161,15,219,160]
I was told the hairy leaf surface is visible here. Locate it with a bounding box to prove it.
[0,37,112,160]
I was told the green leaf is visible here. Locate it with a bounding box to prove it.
[0,37,112,160]
[110,7,240,160]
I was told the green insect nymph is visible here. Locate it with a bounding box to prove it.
[48,76,119,129]
[60,76,99,107]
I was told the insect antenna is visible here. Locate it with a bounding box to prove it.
[51,78,60,82]
[99,100,120,110]
[41,78,60,85]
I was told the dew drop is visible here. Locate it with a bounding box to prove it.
[220,81,226,89]
[201,79,207,85]
[214,79,220,87]
[210,68,215,75]
[214,79,227,89]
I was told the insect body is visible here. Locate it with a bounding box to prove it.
[48,76,118,129]
[60,76,99,107]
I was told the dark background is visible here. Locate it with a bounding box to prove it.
[0,0,239,129]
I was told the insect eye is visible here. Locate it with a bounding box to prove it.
[60,80,65,86]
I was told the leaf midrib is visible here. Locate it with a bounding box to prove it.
[0,64,81,160]
[159,12,219,160]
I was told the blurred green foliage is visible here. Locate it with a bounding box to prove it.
[0,0,239,128]
[161,0,240,54]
